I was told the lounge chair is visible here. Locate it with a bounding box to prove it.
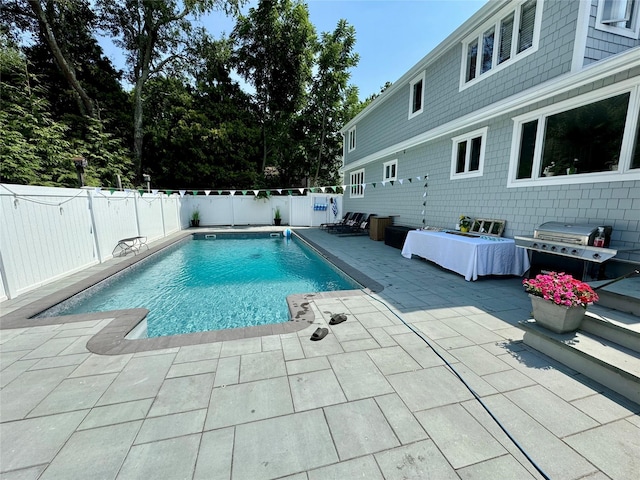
[327,213,364,233]
[321,212,353,230]
[337,214,372,236]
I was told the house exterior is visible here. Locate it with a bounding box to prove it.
[340,0,640,264]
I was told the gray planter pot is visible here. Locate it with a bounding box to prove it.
[529,294,586,334]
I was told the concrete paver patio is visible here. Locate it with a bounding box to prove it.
[1,227,639,479]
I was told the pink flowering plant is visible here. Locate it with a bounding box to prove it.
[523,271,598,308]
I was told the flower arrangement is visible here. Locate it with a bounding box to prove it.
[459,215,472,229]
[523,272,598,308]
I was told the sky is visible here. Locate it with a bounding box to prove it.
[101,0,489,100]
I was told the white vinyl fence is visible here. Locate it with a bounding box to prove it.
[0,184,342,301]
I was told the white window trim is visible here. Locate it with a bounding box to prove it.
[459,0,544,91]
[450,127,488,179]
[349,168,365,198]
[595,0,640,39]
[347,126,356,152]
[408,72,425,119]
[383,159,398,181]
[507,79,640,188]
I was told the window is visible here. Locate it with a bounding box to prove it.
[350,169,365,198]
[347,127,356,152]
[450,127,488,179]
[596,0,640,38]
[509,84,640,186]
[461,0,541,87]
[409,73,425,118]
[383,160,397,181]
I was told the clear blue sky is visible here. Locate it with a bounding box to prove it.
[101,0,488,100]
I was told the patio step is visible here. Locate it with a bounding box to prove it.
[521,320,640,405]
[589,275,640,316]
[581,310,640,353]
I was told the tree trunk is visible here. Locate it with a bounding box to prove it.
[312,108,327,186]
[261,123,268,173]
[27,0,95,118]
[133,78,145,180]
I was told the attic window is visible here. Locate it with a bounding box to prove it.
[409,72,425,119]
[348,126,356,152]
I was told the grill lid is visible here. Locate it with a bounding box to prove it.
[535,222,600,237]
[534,222,609,246]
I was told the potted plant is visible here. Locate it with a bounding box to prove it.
[459,215,472,232]
[190,209,200,227]
[274,207,282,226]
[523,271,598,333]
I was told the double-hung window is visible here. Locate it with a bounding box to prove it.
[450,127,488,179]
[383,160,397,181]
[509,82,640,186]
[350,169,365,198]
[347,126,356,152]
[462,0,541,87]
[596,0,640,38]
[409,73,425,119]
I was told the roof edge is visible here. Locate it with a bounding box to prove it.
[341,47,640,171]
[340,0,509,134]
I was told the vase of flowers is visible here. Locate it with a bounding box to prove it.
[523,272,598,333]
[459,215,472,232]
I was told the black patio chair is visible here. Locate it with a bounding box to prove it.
[321,212,353,230]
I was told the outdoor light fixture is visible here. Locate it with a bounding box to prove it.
[72,156,87,187]
[143,174,151,193]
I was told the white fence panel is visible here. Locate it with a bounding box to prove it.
[188,195,234,226]
[137,195,165,242]
[0,184,97,298]
[289,196,312,226]
[90,191,139,262]
[162,195,180,233]
[308,194,342,227]
[272,196,290,226]
[233,196,271,225]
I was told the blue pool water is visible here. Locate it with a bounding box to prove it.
[41,234,360,337]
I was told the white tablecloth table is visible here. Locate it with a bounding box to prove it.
[401,230,530,281]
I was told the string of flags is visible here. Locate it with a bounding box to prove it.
[93,175,430,197]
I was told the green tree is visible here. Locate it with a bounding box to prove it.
[1,0,99,117]
[0,41,72,185]
[232,0,315,174]
[97,0,243,181]
[306,19,359,186]
[0,38,134,187]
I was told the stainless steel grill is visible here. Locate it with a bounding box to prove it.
[516,222,617,263]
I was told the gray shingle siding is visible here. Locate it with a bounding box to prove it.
[347,0,578,166]
[342,0,640,264]
[584,0,640,65]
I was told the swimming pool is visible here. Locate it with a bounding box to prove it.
[37,233,361,337]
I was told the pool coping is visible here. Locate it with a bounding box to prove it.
[0,229,383,355]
